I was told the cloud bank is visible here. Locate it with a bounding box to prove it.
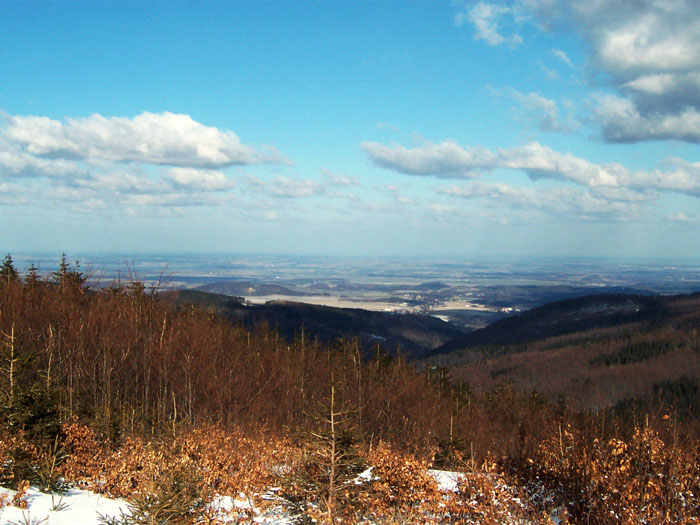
[0,111,321,213]
[3,111,290,168]
[363,139,700,198]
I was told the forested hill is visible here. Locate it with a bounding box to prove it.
[161,289,467,358]
[424,292,700,412]
[428,293,669,358]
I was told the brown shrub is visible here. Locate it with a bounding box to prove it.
[512,420,700,523]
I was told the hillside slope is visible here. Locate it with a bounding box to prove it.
[429,293,667,358]
[162,289,466,358]
[426,292,700,410]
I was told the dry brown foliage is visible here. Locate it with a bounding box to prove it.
[0,431,40,490]
[12,480,30,509]
[512,420,700,523]
[58,422,292,511]
[3,272,700,523]
[358,442,441,522]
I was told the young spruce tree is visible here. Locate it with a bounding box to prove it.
[284,374,365,523]
[0,254,19,284]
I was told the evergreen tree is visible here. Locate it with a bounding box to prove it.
[52,253,70,285]
[0,323,60,440]
[52,253,86,291]
[283,376,365,522]
[0,254,19,284]
[25,263,39,285]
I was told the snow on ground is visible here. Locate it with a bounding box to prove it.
[1,486,128,525]
[211,491,296,524]
[0,486,299,525]
[2,470,552,524]
[429,469,466,493]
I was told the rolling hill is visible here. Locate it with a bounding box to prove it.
[424,292,700,411]
[163,288,700,412]
[161,289,466,358]
[428,293,667,358]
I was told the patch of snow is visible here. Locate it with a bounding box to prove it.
[354,467,376,485]
[1,486,128,525]
[428,469,466,492]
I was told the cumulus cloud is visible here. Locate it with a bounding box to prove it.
[572,0,700,133]
[574,0,700,79]
[593,93,700,143]
[551,1,700,141]
[361,140,497,178]
[0,110,296,211]
[2,111,290,168]
[363,138,700,197]
[457,1,700,143]
[0,138,82,178]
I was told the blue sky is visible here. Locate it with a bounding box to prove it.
[1,0,700,258]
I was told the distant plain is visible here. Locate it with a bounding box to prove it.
[10,253,700,330]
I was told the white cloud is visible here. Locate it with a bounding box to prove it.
[490,87,577,132]
[551,48,573,67]
[593,93,700,143]
[165,167,236,191]
[667,211,694,223]
[579,1,700,76]
[65,169,161,195]
[435,181,644,220]
[539,1,700,142]
[456,2,522,46]
[361,140,497,178]
[0,182,31,205]
[321,169,360,187]
[363,138,700,197]
[2,111,290,168]
[582,1,700,133]
[458,1,700,143]
[498,142,627,186]
[622,73,678,96]
[246,175,325,199]
[0,110,295,211]
[0,138,82,178]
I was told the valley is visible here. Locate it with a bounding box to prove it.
[12,253,700,332]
